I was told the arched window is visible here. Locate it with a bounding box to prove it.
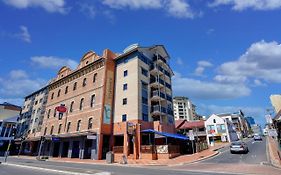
[65,86,68,94]
[88,118,93,129]
[73,82,77,91]
[79,98,84,110]
[93,73,97,83]
[44,127,47,135]
[77,120,81,131]
[50,125,54,135]
[70,101,74,113]
[47,109,51,118]
[58,124,62,134]
[67,122,71,132]
[51,92,54,99]
[53,108,56,117]
[90,94,95,107]
[57,89,61,97]
[83,78,87,87]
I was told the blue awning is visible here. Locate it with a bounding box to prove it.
[142,129,189,140]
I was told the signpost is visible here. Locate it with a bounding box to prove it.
[87,135,97,140]
[189,130,195,154]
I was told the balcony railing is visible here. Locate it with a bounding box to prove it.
[151,105,167,114]
[152,55,167,64]
[151,91,166,99]
[150,77,165,86]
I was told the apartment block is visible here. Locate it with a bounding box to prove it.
[173,96,196,121]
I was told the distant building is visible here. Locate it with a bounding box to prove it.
[0,102,21,120]
[217,111,249,139]
[17,86,48,139]
[251,124,262,135]
[0,115,18,155]
[270,94,281,113]
[173,97,196,121]
[205,114,238,145]
[245,116,256,126]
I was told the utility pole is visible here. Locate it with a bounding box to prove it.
[37,136,45,160]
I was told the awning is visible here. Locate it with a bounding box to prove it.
[142,129,189,140]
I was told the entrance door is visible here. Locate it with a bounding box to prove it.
[129,135,134,155]
[102,135,110,159]
[84,140,92,159]
[53,142,60,157]
[61,142,69,157]
[72,141,80,158]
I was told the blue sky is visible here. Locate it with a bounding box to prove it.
[1,0,281,126]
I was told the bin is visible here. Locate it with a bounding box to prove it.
[106,151,114,164]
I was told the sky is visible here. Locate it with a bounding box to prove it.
[1,0,281,127]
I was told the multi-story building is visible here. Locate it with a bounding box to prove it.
[112,44,177,160]
[32,49,117,160]
[0,115,18,155]
[270,94,281,113]
[245,116,256,126]
[217,111,249,139]
[17,86,48,139]
[205,114,238,145]
[173,96,196,121]
[0,102,21,120]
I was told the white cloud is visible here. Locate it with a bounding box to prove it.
[102,0,197,19]
[253,79,266,86]
[214,75,247,84]
[79,3,96,19]
[0,70,46,100]
[2,0,68,14]
[194,60,213,76]
[197,103,266,125]
[172,72,251,99]
[18,25,31,43]
[218,40,281,83]
[31,56,78,70]
[209,0,281,11]
[206,28,215,35]
[166,0,195,19]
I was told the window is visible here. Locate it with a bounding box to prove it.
[51,92,54,99]
[122,114,127,122]
[44,127,47,135]
[73,82,77,91]
[90,94,95,107]
[93,73,97,83]
[123,83,128,91]
[123,98,127,105]
[50,126,54,135]
[32,129,35,133]
[142,113,148,121]
[123,70,128,77]
[35,100,38,105]
[58,112,63,120]
[70,101,74,113]
[213,119,216,123]
[80,98,84,110]
[53,108,56,117]
[65,86,68,94]
[77,120,81,131]
[88,118,93,129]
[39,98,43,103]
[57,89,61,97]
[141,67,148,76]
[66,122,71,132]
[58,124,62,134]
[83,78,87,87]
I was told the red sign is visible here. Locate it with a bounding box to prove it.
[210,129,215,134]
[55,105,67,113]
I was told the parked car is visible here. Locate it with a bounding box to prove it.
[230,141,249,154]
[254,135,262,141]
[247,134,253,138]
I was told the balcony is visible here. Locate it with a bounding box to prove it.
[150,64,164,76]
[151,105,167,116]
[151,91,166,102]
[150,77,165,88]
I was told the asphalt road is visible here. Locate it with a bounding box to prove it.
[202,137,268,165]
[0,156,238,175]
[0,164,63,175]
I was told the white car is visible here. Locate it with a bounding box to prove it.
[254,135,262,141]
[230,141,249,154]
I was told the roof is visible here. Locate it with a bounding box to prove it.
[142,129,188,140]
[175,120,205,130]
[1,115,19,123]
[175,119,186,129]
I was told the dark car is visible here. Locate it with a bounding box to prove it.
[230,141,249,154]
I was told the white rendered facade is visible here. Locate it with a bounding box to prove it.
[173,97,196,121]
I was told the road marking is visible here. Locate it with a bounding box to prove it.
[2,163,111,175]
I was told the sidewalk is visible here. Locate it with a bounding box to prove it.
[268,136,281,168]
[10,143,228,167]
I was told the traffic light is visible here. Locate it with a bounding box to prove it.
[11,125,17,137]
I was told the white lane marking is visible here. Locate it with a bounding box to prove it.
[3,163,111,175]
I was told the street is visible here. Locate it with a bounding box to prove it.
[0,138,280,175]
